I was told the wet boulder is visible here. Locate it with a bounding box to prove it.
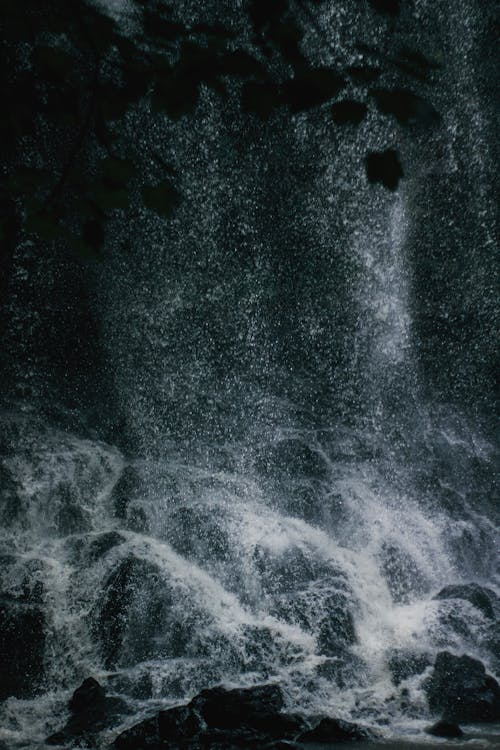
[87,531,125,561]
[191,684,306,741]
[425,720,464,738]
[92,554,212,669]
[55,483,91,535]
[255,438,328,480]
[110,466,143,520]
[114,714,161,750]
[425,651,500,722]
[47,677,127,746]
[434,583,498,620]
[0,594,45,699]
[115,684,308,748]
[92,556,174,668]
[0,462,22,527]
[298,717,374,743]
[253,546,334,596]
[388,649,432,685]
[165,505,231,566]
[316,592,356,657]
[158,704,203,742]
[379,543,428,603]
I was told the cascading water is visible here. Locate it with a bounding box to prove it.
[0,0,498,748]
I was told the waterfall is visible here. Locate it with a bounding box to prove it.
[0,0,498,748]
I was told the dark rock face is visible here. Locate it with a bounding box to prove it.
[317,593,356,657]
[298,717,374,743]
[0,462,22,527]
[425,720,464,738]
[93,555,184,669]
[191,684,284,730]
[388,649,431,685]
[114,683,309,749]
[425,651,500,722]
[379,543,428,603]
[114,715,160,750]
[158,704,203,741]
[88,531,125,561]
[110,466,143,519]
[46,677,127,746]
[434,583,498,620]
[255,439,327,480]
[0,595,45,699]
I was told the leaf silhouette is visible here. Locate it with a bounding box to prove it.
[331,100,367,125]
[368,0,400,15]
[372,88,441,126]
[365,149,403,190]
[283,69,345,112]
[141,182,179,217]
[241,81,282,119]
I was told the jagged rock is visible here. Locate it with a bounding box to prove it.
[0,462,22,527]
[253,545,334,596]
[192,684,307,741]
[93,555,192,669]
[47,677,127,746]
[388,649,431,685]
[379,543,428,603]
[56,493,91,535]
[298,717,374,743]
[434,583,498,620]
[317,592,356,656]
[425,720,464,738]
[255,439,327,480]
[0,594,45,699]
[193,684,283,726]
[70,676,106,711]
[115,684,308,749]
[158,704,203,741]
[425,651,500,722]
[88,531,125,561]
[165,505,231,565]
[114,714,160,749]
[110,466,143,519]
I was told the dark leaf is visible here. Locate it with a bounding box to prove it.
[347,65,381,83]
[9,167,52,192]
[85,10,119,53]
[179,41,218,78]
[43,87,80,123]
[249,0,288,34]
[241,81,282,119]
[283,68,345,112]
[372,88,441,126]
[82,219,105,249]
[91,184,129,210]
[217,50,265,78]
[273,18,305,67]
[101,157,137,186]
[99,84,135,120]
[368,0,400,15]
[35,46,75,81]
[152,76,199,118]
[25,212,61,239]
[365,149,403,190]
[142,10,184,41]
[67,234,102,260]
[398,46,441,71]
[331,100,367,124]
[141,181,179,217]
[191,23,236,39]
